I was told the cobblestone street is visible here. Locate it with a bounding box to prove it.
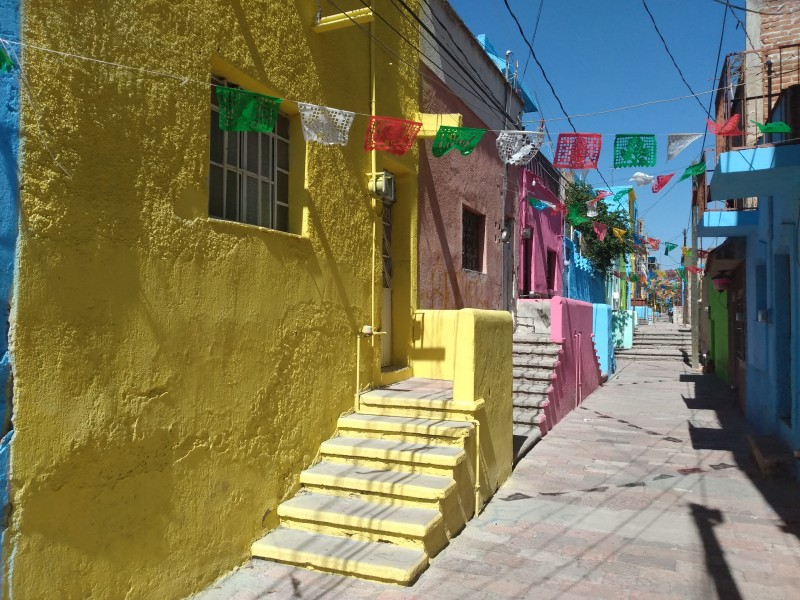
[196,351,800,599]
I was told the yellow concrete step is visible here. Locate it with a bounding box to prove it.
[251,526,427,585]
[338,413,473,442]
[278,491,448,555]
[359,389,483,421]
[320,436,466,469]
[299,461,455,502]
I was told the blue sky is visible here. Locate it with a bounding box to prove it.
[451,0,745,268]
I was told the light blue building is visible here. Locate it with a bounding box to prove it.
[702,141,800,468]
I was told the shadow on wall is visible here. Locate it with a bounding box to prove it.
[418,151,464,309]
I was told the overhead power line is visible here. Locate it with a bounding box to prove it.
[501,0,577,133]
[349,0,518,126]
[327,0,519,128]
[641,0,708,115]
[699,5,730,160]
[379,0,520,125]
[710,0,782,16]
[521,0,545,80]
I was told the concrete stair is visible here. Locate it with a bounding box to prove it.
[616,327,692,361]
[512,333,560,459]
[251,378,479,585]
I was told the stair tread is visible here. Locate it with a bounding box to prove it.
[513,334,555,343]
[301,461,455,499]
[252,527,427,584]
[339,413,473,436]
[513,382,550,392]
[279,492,441,536]
[321,437,465,465]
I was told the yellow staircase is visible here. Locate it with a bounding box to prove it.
[251,378,481,585]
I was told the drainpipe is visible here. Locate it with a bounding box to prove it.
[468,417,482,517]
[355,14,380,411]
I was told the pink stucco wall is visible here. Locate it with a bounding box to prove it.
[418,64,519,310]
[546,296,602,427]
[518,168,563,297]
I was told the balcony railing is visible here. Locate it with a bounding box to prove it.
[695,156,758,218]
[715,43,800,155]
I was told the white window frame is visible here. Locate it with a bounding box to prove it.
[209,76,290,231]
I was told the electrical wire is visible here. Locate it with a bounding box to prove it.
[710,0,782,16]
[374,0,520,125]
[500,0,622,191]
[642,0,708,114]
[340,0,519,127]
[413,0,526,124]
[521,0,545,80]
[698,5,729,162]
[725,3,758,50]
[501,0,576,133]
[522,86,723,124]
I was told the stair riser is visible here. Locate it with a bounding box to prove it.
[513,348,560,356]
[251,546,428,586]
[299,483,443,510]
[277,517,449,558]
[513,360,557,369]
[513,412,543,426]
[297,486,469,541]
[513,371,554,382]
[335,427,469,447]
[358,404,475,422]
[321,454,461,479]
[514,397,548,409]
[513,386,550,395]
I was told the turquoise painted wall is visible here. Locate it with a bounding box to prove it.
[0,0,20,570]
[592,303,614,376]
[563,238,605,304]
[612,309,634,349]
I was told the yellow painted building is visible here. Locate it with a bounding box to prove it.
[3,1,427,597]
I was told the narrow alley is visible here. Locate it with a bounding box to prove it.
[196,323,800,600]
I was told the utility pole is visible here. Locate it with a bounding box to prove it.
[500,51,512,314]
[682,228,688,325]
[690,158,703,371]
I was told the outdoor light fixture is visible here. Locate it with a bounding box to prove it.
[712,272,733,292]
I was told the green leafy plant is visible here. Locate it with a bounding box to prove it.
[565,181,634,273]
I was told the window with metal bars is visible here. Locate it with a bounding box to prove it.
[208,76,290,231]
[462,207,485,272]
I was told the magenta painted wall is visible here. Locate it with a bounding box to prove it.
[518,168,563,297]
[418,64,519,310]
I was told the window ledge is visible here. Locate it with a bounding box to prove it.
[207,217,309,244]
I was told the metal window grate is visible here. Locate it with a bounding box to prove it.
[462,208,484,272]
[209,77,290,231]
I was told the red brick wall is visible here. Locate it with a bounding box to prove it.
[758,0,800,102]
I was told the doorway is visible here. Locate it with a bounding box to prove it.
[775,254,793,425]
[729,264,747,413]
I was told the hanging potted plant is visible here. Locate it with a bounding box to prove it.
[712,272,732,292]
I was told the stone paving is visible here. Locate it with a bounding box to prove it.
[194,349,800,600]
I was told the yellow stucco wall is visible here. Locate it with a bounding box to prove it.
[4,1,420,598]
[410,308,513,504]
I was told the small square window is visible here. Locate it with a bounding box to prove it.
[462,207,485,272]
[209,76,290,232]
